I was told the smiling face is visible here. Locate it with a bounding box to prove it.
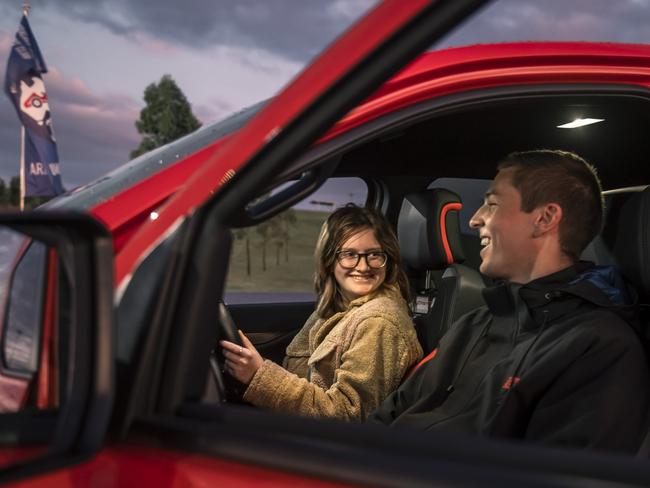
[334,227,387,302]
[469,168,540,284]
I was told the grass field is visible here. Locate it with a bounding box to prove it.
[226,210,330,292]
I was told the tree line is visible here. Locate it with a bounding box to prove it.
[0,176,51,209]
[234,209,298,277]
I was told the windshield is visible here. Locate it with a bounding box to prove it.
[45,100,266,211]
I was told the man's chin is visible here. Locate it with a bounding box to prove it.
[479,261,502,280]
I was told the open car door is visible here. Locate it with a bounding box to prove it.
[0,1,501,486]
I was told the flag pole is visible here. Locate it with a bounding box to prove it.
[19,127,25,211]
[19,1,30,211]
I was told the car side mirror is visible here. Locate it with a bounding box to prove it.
[0,211,114,480]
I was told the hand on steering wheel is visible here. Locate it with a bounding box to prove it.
[221,331,263,385]
[211,301,248,402]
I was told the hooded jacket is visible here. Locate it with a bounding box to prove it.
[244,286,422,421]
[370,263,650,453]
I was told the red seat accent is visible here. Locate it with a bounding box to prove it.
[404,347,438,380]
[439,202,463,264]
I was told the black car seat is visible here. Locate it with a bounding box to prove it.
[582,188,650,296]
[398,188,486,353]
[580,187,650,456]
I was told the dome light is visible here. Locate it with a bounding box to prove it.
[557,118,604,129]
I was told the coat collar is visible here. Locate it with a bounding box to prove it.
[483,263,587,327]
[309,285,403,348]
[483,262,635,329]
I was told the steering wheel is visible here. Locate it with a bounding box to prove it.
[209,301,246,402]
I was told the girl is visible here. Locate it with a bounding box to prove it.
[221,205,422,421]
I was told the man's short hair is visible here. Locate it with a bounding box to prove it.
[497,150,604,260]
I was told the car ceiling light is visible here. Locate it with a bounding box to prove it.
[557,118,605,129]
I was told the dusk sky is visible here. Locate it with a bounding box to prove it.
[1,0,649,189]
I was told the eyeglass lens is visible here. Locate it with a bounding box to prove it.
[337,251,386,268]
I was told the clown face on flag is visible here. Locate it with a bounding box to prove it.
[4,14,63,197]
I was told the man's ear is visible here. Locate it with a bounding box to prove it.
[532,203,562,237]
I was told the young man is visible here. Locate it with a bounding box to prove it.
[370,150,649,453]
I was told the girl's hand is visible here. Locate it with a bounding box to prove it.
[220,330,263,385]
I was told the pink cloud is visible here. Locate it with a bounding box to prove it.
[193,98,236,125]
[0,31,12,53]
[136,35,181,55]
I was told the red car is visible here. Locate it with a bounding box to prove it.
[2,0,650,485]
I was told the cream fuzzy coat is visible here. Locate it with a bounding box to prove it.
[243,287,422,421]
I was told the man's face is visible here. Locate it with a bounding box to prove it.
[470,168,539,283]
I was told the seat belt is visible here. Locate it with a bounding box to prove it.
[413,270,436,315]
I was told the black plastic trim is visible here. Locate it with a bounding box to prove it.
[234,158,338,226]
[276,83,650,185]
[0,212,114,483]
[130,406,650,487]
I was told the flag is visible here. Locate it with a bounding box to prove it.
[4,15,63,196]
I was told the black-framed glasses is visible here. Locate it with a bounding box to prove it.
[336,250,388,269]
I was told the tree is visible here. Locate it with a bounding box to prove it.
[130,75,201,159]
[269,217,285,266]
[255,221,272,272]
[0,178,7,207]
[268,210,298,265]
[25,195,53,209]
[281,209,298,263]
[234,228,252,277]
[2,176,56,209]
[9,176,19,207]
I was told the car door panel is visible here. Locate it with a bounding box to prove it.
[10,443,354,488]
[229,302,314,364]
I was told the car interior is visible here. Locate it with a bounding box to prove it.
[106,84,650,487]
[218,87,650,376]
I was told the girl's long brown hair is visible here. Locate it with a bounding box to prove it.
[314,205,410,318]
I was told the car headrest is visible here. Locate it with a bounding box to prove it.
[398,189,465,271]
[610,187,650,298]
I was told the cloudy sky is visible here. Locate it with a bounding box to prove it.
[0,0,649,188]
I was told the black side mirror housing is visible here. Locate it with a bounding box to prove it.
[0,211,114,465]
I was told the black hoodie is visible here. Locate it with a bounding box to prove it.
[370,263,650,453]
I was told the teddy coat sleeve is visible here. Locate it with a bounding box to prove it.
[243,316,419,421]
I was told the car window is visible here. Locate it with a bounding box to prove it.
[0,227,27,325]
[3,241,47,375]
[224,177,367,304]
